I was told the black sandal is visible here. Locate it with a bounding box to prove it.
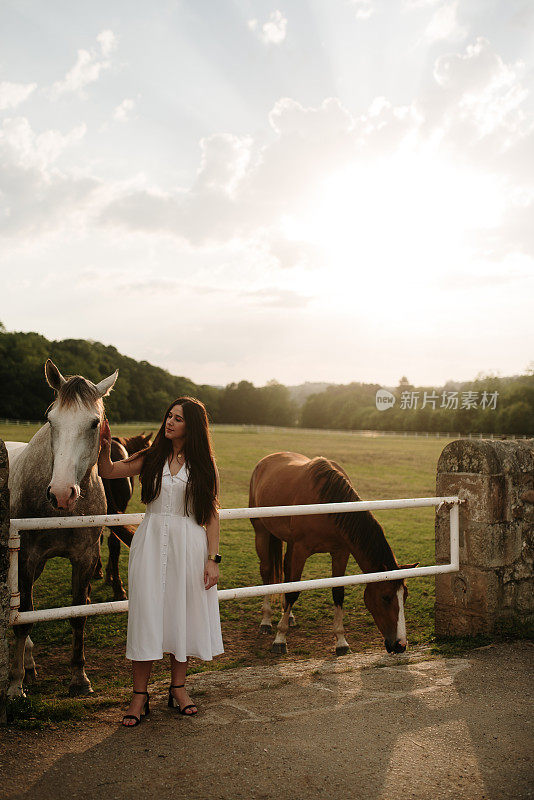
[122,690,150,727]
[168,683,198,715]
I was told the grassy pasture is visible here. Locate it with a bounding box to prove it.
[4,422,461,721]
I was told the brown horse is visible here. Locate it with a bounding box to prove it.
[96,432,152,600]
[249,452,418,656]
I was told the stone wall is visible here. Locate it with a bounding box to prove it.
[435,438,534,636]
[0,441,9,724]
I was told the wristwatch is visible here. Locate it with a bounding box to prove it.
[207,553,222,563]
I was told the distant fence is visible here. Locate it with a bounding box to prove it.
[213,425,531,440]
[0,419,530,440]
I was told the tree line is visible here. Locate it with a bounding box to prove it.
[300,376,534,436]
[0,326,532,434]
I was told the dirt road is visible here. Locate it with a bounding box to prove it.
[1,641,532,800]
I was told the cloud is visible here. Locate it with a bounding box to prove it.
[243,287,310,308]
[268,96,354,138]
[99,96,359,246]
[424,0,466,42]
[264,235,322,270]
[97,29,117,57]
[97,42,533,268]
[1,33,532,278]
[50,29,117,98]
[404,0,440,7]
[430,37,530,153]
[0,81,37,110]
[0,116,96,236]
[436,266,533,290]
[113,98,135,122]
[248,10,287,45]
[349,0,375,20]
[196,133,253,194]
[1,116,87,170]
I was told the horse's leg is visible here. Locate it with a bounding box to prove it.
[105,531,113,585]
[331,549,351,656]
[106,532,126,600]
[283,543,297,628]
[272,544,307,655]
[22,555,51,683]
[8,632,29,698]
[23,636,37,681]
[93,533,104,580]
[69,546,99,696]
[253,520,279,634]
[8,556,38,697]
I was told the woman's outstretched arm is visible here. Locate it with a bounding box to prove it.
[98,420,145,479]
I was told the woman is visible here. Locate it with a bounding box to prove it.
[98,397,224,726]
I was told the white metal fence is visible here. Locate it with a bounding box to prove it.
[8,497,460,626]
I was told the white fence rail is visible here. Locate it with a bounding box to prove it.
[8,497,460,625]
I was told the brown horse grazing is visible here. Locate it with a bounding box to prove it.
[96,432,152,600]
[249,452,418,656]
[7,359,118,697]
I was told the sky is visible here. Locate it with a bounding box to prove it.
[1,0,533,388]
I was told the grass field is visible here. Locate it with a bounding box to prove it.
[3,422,479,725]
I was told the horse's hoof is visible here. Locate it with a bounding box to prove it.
[24,667,38,683]
[260,624,273,634]
[7,684,26,699]
[271,642,287,655]
[68,683,94,697]
[114,587,127,601]
[335,645,351,657]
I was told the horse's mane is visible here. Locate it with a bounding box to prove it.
[57,376,102,410]
[308,457,398,570]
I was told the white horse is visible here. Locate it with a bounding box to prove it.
[7,359,117,697]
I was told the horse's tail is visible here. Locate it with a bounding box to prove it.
[108,524,136,548]
[249,461,283,589]
[268,533,283,586]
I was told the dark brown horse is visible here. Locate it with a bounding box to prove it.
[96,432,152,600]
[249,452,417,656]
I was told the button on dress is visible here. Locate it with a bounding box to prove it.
[126,461,224,662]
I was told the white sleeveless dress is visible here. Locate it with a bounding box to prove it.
[125,460,224,662]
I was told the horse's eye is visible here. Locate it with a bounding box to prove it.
[91,420,99,429]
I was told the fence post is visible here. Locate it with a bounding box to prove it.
[435,438,534,636]
[0,441,9,723]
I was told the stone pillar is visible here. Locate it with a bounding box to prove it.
[435,438,534,636]
[0,441,10,723]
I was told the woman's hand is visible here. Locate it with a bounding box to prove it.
[204,559,219,590]
[100,419,111,454]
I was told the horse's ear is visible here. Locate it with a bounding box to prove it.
[95,369,119,398]
[398,563,419,570]
[44,359,66,392]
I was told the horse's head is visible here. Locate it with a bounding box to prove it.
[124,431,153,455]
[140,431,153,448]
[44,359,118,511]
[363,564,418,654]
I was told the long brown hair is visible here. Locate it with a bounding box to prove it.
[138,397,218,525]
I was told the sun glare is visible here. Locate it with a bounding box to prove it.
[281,153,506,312]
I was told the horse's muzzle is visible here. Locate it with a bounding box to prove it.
[385,639,407,654]
[47,484,79,510]
[46,486,58,509]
